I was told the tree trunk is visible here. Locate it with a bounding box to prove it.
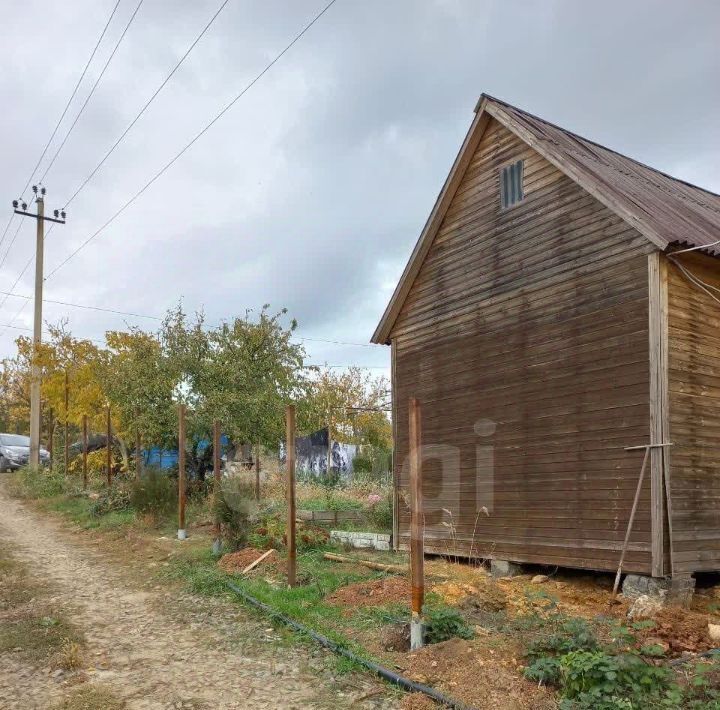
[116,434,130,472]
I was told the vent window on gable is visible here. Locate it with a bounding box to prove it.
[500,159,524,209]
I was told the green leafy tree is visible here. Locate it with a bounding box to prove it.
[160,304,307,476]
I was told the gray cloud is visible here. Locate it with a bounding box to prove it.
[0,0,718,375]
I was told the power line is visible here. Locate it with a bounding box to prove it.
[0,254,33,312]
[45,0,339,281]
[0,0,122,252]
[0,220,24,272]
[0,320,106,346]
[39,0,146,183]
[60,0,234,213]
[298,336,382,348]
[305,364,388,370]
[0,290,161,320]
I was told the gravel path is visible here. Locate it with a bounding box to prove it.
[0,485,397,709]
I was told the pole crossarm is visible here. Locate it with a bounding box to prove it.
[13,210,66,224]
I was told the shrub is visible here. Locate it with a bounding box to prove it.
[214,478,261,549]
[249,510,330,551]
[10,466,66,499]
[130,469,176,523]
[558,649,671,709]
[523,616,600,687]
[353,455,373,473]
[365,490,393,532]
[248,509,285,549]
[424,606,474,644]
[89,484,132,517]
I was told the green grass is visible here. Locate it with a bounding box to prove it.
[297,496,363,512]
[162,545,395,668]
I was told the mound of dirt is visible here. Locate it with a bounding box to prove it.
[217,548,275,574]
[327,576,410,607]
[638,606,720,654]
[396,637,555,710]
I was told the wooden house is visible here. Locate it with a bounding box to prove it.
[372,94,720,579]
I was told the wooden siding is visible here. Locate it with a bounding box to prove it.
[667,252,720,574]
[390,119,656,574]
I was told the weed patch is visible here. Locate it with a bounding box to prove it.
[54,685,126,710]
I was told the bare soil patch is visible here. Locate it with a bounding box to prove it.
[396,637,555,710]
[327,575,410,608]
[217,548,276,574]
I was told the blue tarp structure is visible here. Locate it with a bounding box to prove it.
[142,434,230,470]
[143,448,179,469]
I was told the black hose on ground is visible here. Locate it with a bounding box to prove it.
[224,580,476,710]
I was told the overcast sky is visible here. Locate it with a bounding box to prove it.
[0,0,718,373]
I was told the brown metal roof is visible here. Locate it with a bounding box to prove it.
[372,94,720,344]
[483,94,720,255]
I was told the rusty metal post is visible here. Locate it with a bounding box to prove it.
[409,397,424,650]
[255,442,261,501]
[286,405,297,587]
[177,404,187,540]
[64,371,69,475]
[212,418,222,554]
[82,415,88,490]
[105,405,112,486]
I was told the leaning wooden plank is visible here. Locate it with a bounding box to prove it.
[242,549,276,575]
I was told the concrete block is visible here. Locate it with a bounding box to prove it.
[622,575,671,600]
[376,534,391,542]
[667,577,696,607]
[490,559,523,578]
[375,541,391,551]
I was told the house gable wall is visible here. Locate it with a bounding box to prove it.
[390,118,656,573]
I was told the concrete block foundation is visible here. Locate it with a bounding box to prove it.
[490,559,523,578]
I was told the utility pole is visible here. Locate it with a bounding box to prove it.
[64,371,69,475]
[11,188,66,467]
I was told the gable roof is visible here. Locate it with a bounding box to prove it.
[372,93,720,344]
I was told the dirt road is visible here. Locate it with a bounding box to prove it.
[0,485,396,709]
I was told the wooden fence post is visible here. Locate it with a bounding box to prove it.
[177,404,187,540]
[212,418,222,555]
[255,441,261,501]
[409,397,424,650]
[82,415,88,490]
[105,405,112,486]
[286,404,297,588]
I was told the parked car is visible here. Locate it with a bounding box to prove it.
[0,434,50,471]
